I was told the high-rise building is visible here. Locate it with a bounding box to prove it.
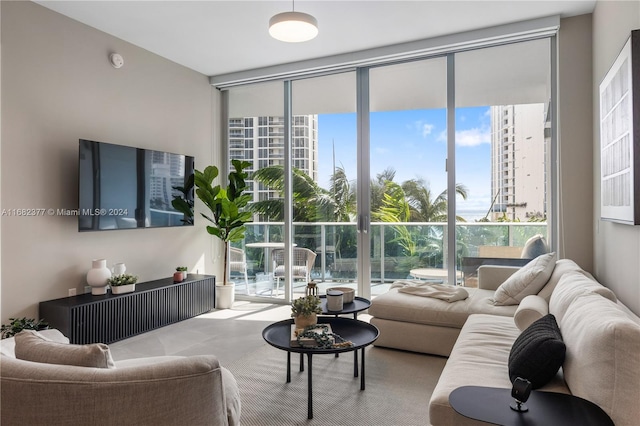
[229,115,318,210]
[490,104,546,221]
[149,151,186,211]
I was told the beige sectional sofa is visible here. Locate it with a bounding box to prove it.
[370,257,588,356]
[0,329,241,426]
[370,258,640,426]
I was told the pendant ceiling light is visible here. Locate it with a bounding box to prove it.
[269,0,318,43]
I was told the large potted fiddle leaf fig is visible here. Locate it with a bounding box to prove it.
[195,159,252,309]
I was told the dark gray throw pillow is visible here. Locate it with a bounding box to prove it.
[508,314,565,389]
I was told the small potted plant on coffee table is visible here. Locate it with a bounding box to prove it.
[291,295,322,329]
[108,274,138,294]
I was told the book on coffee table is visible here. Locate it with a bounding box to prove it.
[290,324,334,347]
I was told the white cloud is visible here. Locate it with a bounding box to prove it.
[422,123,434,137]
[435,128,490,147]
[411,120,436,139]
[456,127,490,147]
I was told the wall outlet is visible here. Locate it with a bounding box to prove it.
[84,286,91,294]
[68,288,77,297]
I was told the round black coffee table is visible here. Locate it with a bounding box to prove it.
[320,295,371,319]
[262,317,379,419]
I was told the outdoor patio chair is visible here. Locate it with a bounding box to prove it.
[271,247,317,296]
[229,247,250,295]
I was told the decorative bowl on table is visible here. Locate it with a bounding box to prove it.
[327,287,355,304]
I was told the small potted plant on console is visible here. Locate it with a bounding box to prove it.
[175,266,188,282]
[291,295,322,329]
[108,274,138,294]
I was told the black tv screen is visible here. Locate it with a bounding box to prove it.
[78,139,194,231]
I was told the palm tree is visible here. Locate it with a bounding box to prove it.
[315,165,356,222]
[401,178,469,222]
[249,165,328,222]
[370,167,397,213]
[372,181,415,256]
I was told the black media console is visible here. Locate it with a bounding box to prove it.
[39,274,216,344]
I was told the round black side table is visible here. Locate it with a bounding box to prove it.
[319,295,371,319]
[449,385,614,426]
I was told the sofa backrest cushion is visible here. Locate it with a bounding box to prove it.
[549,272,617,324]
[508,313,565,389]
[558,292,640,426]
[537,259,598,302]
[0,328,69,358]
[493,252,557,306]
[15,330,115,369]
[0,354,230,426]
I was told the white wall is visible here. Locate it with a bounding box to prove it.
[1,1,219,323]
[593,0,640,315]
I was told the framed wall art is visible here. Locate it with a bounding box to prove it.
[600,29,640,224]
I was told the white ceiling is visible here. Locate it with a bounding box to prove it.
[34,0,596,77]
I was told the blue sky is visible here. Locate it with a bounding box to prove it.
[317,106,492,218]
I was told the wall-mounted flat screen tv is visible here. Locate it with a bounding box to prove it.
[78,139,194,231]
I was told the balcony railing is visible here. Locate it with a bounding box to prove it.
[234,221,547,287]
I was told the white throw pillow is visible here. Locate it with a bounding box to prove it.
[514,295,549,331]
[14,330,115,368]
[493,252,557,306]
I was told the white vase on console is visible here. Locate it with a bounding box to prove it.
[112,262,126,276]
[87,259,111,295]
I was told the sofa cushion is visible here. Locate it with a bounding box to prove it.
[369,287,517,329]
[493,252,557,306]
[514,295,549,331]
[14,330,115,368]
[549,271,618,324]
[0,328,69,358]
[508,314,565,389]
[559,292,640,426]
[520,234,548,259]
[537,259,593,302]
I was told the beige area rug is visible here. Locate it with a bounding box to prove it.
[225,344,447,426]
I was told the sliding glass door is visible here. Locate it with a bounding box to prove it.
[290,73,357,299]
[454,39,552,287]
[227,81,286,298]
[368,58,448,296]
[224,37,554,302]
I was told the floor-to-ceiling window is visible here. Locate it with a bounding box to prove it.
[222,34,555,303]
[368,58,448,295]
[454,39,551,286]
[227,81,286,298]
[290,73,357,299]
